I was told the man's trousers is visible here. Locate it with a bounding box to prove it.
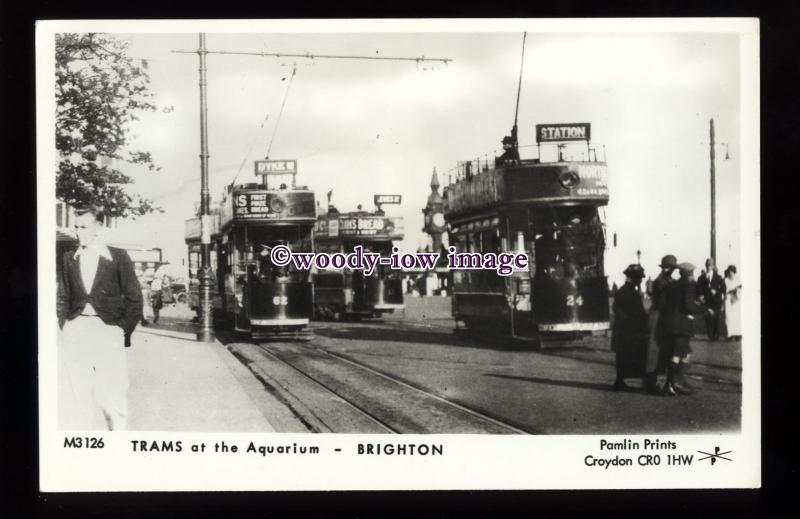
[58,315,129,430]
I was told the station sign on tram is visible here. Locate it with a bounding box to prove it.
[535,122,591,143]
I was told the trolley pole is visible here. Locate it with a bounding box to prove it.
[197,32,215,343]
[709,118,717,263]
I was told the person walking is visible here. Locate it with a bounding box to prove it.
[697,258,726,341]
[643,254,678,393]
[661,262,714,396]
[150,274,164,324]
[724,265,742,340]
[57,205,143,430]
[611,264,649,391]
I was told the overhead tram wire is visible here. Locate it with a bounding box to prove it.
[229,63,297,188]
[171,47,454,189]
[172,48,452,66]
[265,64,297,160]
[172,42,453,189]
[229,112,270,189]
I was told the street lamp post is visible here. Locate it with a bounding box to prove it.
[197,32,214,343]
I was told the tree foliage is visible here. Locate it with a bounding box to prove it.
[55,33,164,218]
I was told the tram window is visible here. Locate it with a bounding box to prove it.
[481,229,500,254]
[467,233,480,253]
[246,225,313,282]
[531,206,604,278]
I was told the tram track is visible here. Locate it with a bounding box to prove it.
[314,346,531,434]
[230,339,529,434]
[253,345,397,434]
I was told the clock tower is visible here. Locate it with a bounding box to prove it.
[422,168,446,252]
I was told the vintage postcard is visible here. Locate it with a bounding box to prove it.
[37,18,760,490]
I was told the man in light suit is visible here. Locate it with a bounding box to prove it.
[57,205,142,430]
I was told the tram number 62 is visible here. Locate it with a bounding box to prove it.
[566,295,584,307]
[272,295,288,306]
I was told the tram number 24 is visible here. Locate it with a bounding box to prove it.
[272,295,288,306]
[566,295,584,307]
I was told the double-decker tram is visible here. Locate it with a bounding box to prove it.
[444,122,610,342]
[185,160,317,339]
[313,197,405,320]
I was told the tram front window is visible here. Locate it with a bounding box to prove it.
[247,226,312,283]
[532,206,604,281]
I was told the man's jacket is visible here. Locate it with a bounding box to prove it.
[662,277,708,337]
[58,246,143,334]
[697,271,726,310]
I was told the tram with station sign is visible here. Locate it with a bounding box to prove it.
[185,159,317,339]
[312,194,405,320]
[444,122,610,342]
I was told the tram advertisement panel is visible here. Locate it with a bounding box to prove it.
[315,216,404,239]
[504,163,609,202]
[233,191,315,220]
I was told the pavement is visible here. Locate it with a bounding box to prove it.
[126,303,305,432]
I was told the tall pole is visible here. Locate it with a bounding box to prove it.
[709,118,717,262]
[512,32,527,149]
[197,32,214,342]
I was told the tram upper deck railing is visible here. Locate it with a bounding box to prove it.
[448,141,607,183]
[443,142,609,217]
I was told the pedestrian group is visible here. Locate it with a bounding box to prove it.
[612,254,741,395]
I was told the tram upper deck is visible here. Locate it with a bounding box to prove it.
[445,143,609,218]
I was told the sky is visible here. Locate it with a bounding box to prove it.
[94,30,743,285]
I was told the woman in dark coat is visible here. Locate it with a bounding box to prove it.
[611,264,649,390]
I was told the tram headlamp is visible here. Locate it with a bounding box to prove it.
[517,278,531,294]
[270,197,286,214]
[559,170,581,189]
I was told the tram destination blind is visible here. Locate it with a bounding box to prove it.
[536,123,591,143]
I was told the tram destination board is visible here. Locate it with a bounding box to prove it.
[536,123,591,143]
[254,159,297,176]
[233,190,315,220]
[374,194,402,205]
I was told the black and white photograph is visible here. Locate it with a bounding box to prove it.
[37,19,760,491]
